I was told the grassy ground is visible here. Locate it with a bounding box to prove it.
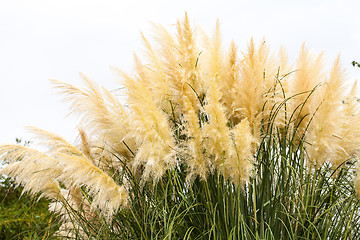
[0,178,58,240]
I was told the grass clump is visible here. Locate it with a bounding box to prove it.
[1,14,360,239]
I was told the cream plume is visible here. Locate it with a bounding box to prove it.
[181,95,209,182]
[306,56,348,166]
[0,145,62,201]
[232,39,279,139]
[222,41,239,123]
[122,71,176,182]
[0,127,129,220]
[228,118,256,185]
[203,79,232,175]
[51,76,135,160]
[290,44,325,135]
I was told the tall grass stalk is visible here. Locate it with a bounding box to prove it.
[1,14,360,239]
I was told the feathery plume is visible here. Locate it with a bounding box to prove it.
[181,95,209,182]
[232,39,269,138]
[228,118,256,185]
[55,153,128,218]
[139,33,171,107]
[201,19,223,83]
[290,44,325,135]
[0,145,62,200]
[122,71,176,182]
[339,82,360,168]
[176,13,204,111]
[147,13,203,114]
[27,127,128,217]
[51,76,135,159]
[0,128,129,220]
[222,41,240,123]
[203,79,232,176]
[306,56,348,166]
[26,126,84,157]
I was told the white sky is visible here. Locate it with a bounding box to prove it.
[0,0,359,144]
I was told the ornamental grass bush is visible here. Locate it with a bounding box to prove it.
[1,14,360,239]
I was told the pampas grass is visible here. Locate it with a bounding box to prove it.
[1,14,360,239]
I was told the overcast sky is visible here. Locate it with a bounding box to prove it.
[0,0,359,144]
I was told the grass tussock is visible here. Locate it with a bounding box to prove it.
[1,14,360,239]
